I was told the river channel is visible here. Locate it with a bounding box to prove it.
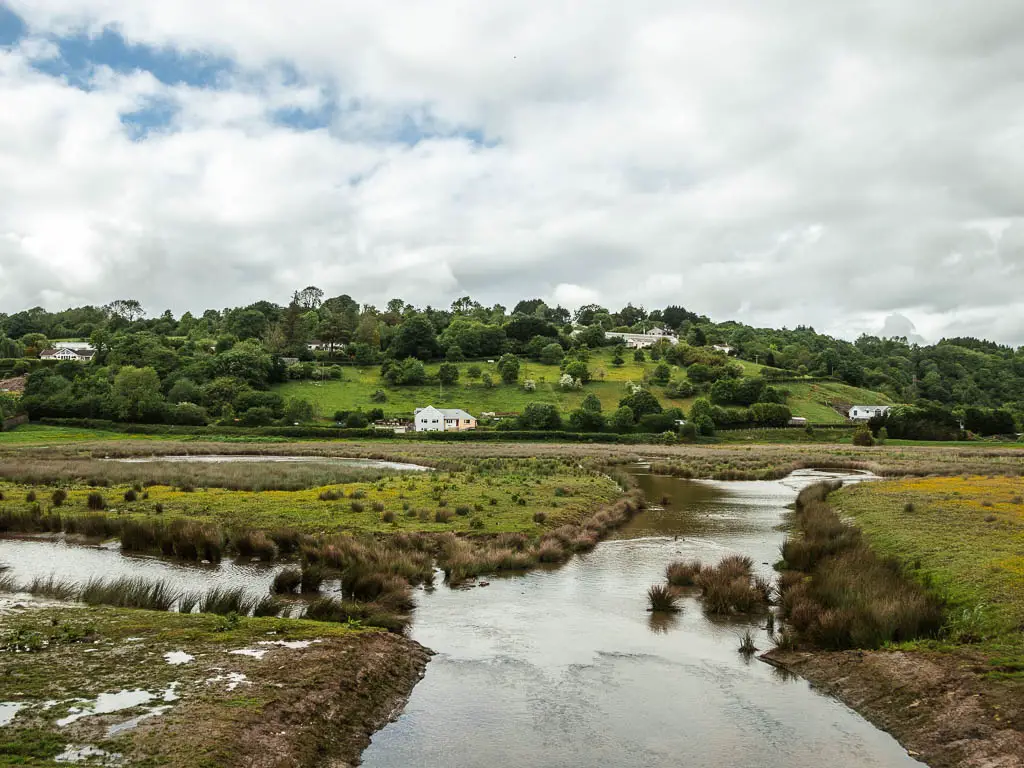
[0,467,924,766]
[361,468,923,768]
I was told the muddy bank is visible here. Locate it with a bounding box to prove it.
[0,603,431,767]
[763,648,1024,768]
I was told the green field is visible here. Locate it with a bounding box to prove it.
[274,351,889,424]
[834,476,1024,662]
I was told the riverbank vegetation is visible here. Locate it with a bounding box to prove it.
[0,603,429,767]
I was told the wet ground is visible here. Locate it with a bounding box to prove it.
[104,455,430,471]
[361,468,923,768]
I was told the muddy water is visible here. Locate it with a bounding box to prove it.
[0,537,282,601]
[362,469,923,768]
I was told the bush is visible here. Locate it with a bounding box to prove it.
[272,568,302,594]
[852,426,874,446]
[51,489,68,507]
[435,509,453,523]
[86,491,106,511]
[123,489,137,503]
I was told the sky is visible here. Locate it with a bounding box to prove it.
[0,1,1022,347]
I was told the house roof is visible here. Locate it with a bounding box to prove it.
[41,347,94,358]
[415,406,474,420]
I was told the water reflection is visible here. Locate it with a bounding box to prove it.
[362,469,918,768]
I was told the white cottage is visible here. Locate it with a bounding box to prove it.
[848,405,891,421]
[413,406,477,432]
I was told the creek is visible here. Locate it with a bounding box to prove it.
[361,468,923,768]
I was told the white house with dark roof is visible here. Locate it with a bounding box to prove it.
[414,406,477,432]
[848,405,891,421]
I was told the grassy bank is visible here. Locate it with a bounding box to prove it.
[832,476,1024,666]
[0,603,429,767]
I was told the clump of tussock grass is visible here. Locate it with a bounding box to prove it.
[231,530,279,560]
[666,559,703,587]
[647,584,681,613]
[25,490,36,503]
[178,592,201,614]
[51,489,67,507]
[199,586,253,616]
[269,528,301,554]
[434,509,452,523]
[738,630,757,655]
[80,576,177,611]
[86,491,106,511]
[27,575,78,600]
[300,563,325,593]
[319,489,343,501]
[123,489,137,503]
[532,511,547,524]
[272,568,302,594]
[776,481,944,650]
[0,572,20,592]
[381,510,396,523]
[350,501,365,513]
[252,595,283,617]
[303,596,409,633]
[164,519,224,562]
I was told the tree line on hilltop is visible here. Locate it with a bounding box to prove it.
[0,290,1020,436]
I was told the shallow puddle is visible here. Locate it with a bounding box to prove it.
[363,469,923,768]
[57,685,178,727]
[0,701,25,726]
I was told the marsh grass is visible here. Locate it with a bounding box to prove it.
[0,572,19,592]
[303,596,409,632]
[0,458,406,492]
[299,564,325,593]
[80,576,177,611]
[252,595,284,617]
[647,584,681,613]
[738,630,757,655]
[777,481,943,650]
[666,560,703,587]
[199,586,254,616]
[272,568,302,594]
[27,575,78,600]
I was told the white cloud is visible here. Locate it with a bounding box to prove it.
[0,1,1023,345]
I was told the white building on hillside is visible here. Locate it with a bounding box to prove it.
[414,406,478,432]
[606,327,679,349]
[848,405,891,421]
[40,347,95,362]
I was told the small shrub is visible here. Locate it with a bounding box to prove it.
[350,501,365,513]
[532,511,547,524]
[382,510,396,523]
[51,489,68,508]
[25,491,36,503]
[470,518,485,530]
[851,427,874,447]
[647,584,680,613]
[154,503,164,514]
[372,501,385,513]
[124,489,138,503]
[455,505,471,517]
[435,509,453,524]
[319,489,343,501]
[86,492,106,511]
[903,502,915,513]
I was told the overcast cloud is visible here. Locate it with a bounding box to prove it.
[0,1,1022,345]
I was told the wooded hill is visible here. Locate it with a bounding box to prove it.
[1,292,1020,434]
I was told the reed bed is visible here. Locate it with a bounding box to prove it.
[80,576,177,611]
[776,481,944,650]
[647,584,681,613]
[0,458,412,493]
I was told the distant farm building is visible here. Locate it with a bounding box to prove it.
[788,416,808,427]
[607,327,678,349]
[712,344,735,355]
[40,347,95,362]
[848,405,891,421]
[373,419,413,434]
[414,406,477,432]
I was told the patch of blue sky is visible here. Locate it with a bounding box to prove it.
[0,5,27,45]
[120,97,180,140]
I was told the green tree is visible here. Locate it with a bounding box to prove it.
[633,348,645,363]
[539,342,565,365]
[619,389,662,421]
[168,402,208,426]
[283,398,316,423]
[651,362,671,384]
[497,354,521,384]
[569,408,605,432]
[438,363,460,385]
[467,364,482,380]
[564,360,591,384]
[445,344,465,362]
[113,366,164,421]
[576,325,606,348]
[610,406,635,432]
[518,403,562,430]
[389,315,440,360]
[581,393,602,412]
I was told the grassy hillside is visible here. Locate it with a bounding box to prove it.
[273,350,891,424]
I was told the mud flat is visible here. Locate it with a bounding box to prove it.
[763,648,1024,768]
[0,602,430,767]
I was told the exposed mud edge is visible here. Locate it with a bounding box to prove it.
[762,648,1024,768]
[235,632,434,768]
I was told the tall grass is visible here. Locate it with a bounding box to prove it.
[272,568,302,594]
[27,575,78,600]
[199,586,254,616]
[647,584,681,613]
[80,576,177,611]
[776,481,944,650]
